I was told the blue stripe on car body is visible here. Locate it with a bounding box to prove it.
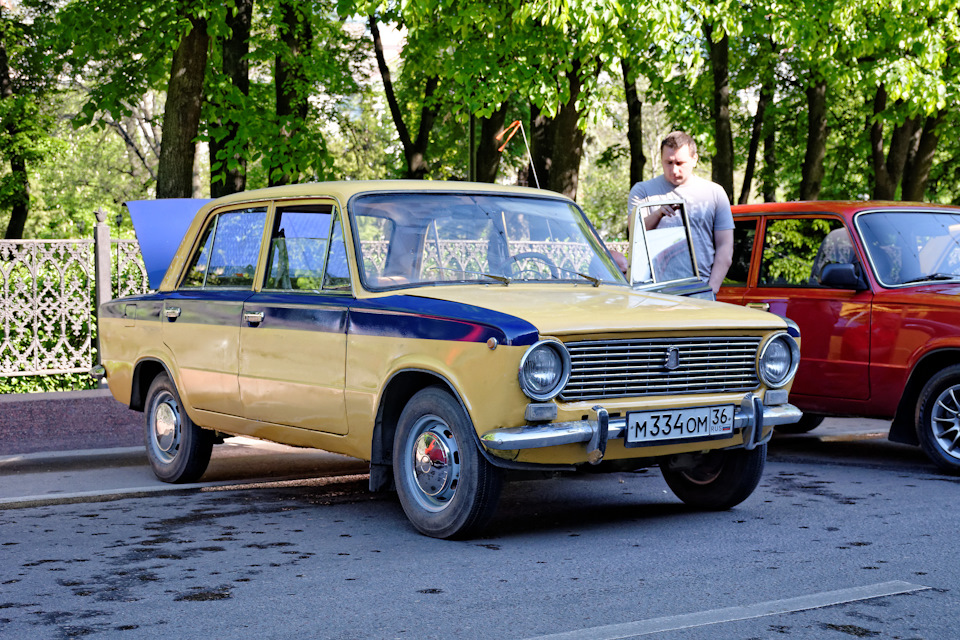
[112,290,540,346]
[243,292,538,346]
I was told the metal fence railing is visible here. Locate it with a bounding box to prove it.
[0,210,149,377]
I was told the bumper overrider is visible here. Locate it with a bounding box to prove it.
[480,391,802,464]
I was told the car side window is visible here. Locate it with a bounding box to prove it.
[263,204,351,293]
[265,206,330,291]
[725,219,757,286]
[181,207,267,289]
[758,217,846,287]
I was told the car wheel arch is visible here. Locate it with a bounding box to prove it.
[130,358,176,413]
[369,369,470,491]
[891,348,960,446]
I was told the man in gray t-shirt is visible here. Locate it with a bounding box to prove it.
[624,131,734,294]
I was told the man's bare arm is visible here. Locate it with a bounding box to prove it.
[708,228,734,294]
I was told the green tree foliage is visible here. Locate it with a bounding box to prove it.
[0,1,62,239]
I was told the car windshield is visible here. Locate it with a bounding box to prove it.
[857,210,960,286]
[351,192,626,289]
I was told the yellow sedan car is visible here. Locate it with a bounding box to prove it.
[97,181,801,538]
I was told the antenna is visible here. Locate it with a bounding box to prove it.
[495,120,540,189]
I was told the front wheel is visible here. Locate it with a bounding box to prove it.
[916,365,960,474]
[144,373,214,483]
[393,386,503,539]
[660,444,766,510]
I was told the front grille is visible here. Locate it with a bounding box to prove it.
[560,336,762,401]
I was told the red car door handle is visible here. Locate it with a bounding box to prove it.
[747,302,770,312]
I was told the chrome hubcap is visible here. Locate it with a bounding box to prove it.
[408,417,460,511]
[151,393,181,462]
[931,384,960,461]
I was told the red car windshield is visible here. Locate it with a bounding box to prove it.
[857,211,960,287]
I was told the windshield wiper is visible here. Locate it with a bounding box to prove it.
[433,266,511,285]
[553,264,601,286]
[901,273,960,284]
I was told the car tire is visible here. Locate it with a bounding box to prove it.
[144,373,214,483]
[393,386,503,539]
[916,365,960,474]
[775,413,825,434]
[660,444,766,510]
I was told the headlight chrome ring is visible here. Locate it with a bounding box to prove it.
[518,339,571,401]
[757,333,800,389]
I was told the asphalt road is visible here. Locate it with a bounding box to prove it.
[1,420,957,639]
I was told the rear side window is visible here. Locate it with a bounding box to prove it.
[181,207,267,288]
[725,218,757,286]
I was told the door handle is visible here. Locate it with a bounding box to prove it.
[243,311,265,325]
[746,302,770,312]
[164,306,181,320]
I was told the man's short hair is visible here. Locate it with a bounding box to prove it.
[661,131,697,157]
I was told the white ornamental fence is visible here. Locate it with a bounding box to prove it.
[0,209,148,377]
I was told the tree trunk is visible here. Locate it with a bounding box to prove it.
[761,124,776,202]
[369,16,438,179]
[902,111,945,201]
[621,58,646,186]
[704,22,734,203]
[0,34,28,239]
[272,0,312,187]
[527,103,551,189]
[211,0,252,197]
[475,104,508,183]
[156,12,209,199]
[868,83,922,201]
[547,61,588,200]
[739,82,772,204]
[799,78,827,201]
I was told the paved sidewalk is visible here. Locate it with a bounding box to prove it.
[0,436,369,509]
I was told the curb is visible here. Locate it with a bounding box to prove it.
[0,447,147,474]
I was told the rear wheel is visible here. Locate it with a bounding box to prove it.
[393,386,503,539]
[144,373,214,483]
[660,444,766,510]
[916,365,960,474]
[775,413,824,434]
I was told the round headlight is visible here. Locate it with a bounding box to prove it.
[758,333,800,388]
[518,339,571,401]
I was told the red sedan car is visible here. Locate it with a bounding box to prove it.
[718,201,960,472]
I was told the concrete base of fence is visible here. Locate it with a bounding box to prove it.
[0,389,142,456]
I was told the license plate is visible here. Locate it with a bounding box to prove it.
[625,405,734,447]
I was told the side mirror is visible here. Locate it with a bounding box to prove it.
[820,263,868,290]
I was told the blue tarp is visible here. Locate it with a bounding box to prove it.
[125,199,211,289]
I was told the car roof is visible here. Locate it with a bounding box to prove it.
[201,180,565,210]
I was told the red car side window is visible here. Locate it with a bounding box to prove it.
[758,217,846,288]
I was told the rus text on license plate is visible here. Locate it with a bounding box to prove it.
[625,405,734,447]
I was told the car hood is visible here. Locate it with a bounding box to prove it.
[125,199,212,289]
[405,285,784,337]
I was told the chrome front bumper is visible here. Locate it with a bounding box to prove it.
[480,393,802,464]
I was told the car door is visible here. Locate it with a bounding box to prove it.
[238,201,350,434]
[730,214,873,401]
[161,206,267,416]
